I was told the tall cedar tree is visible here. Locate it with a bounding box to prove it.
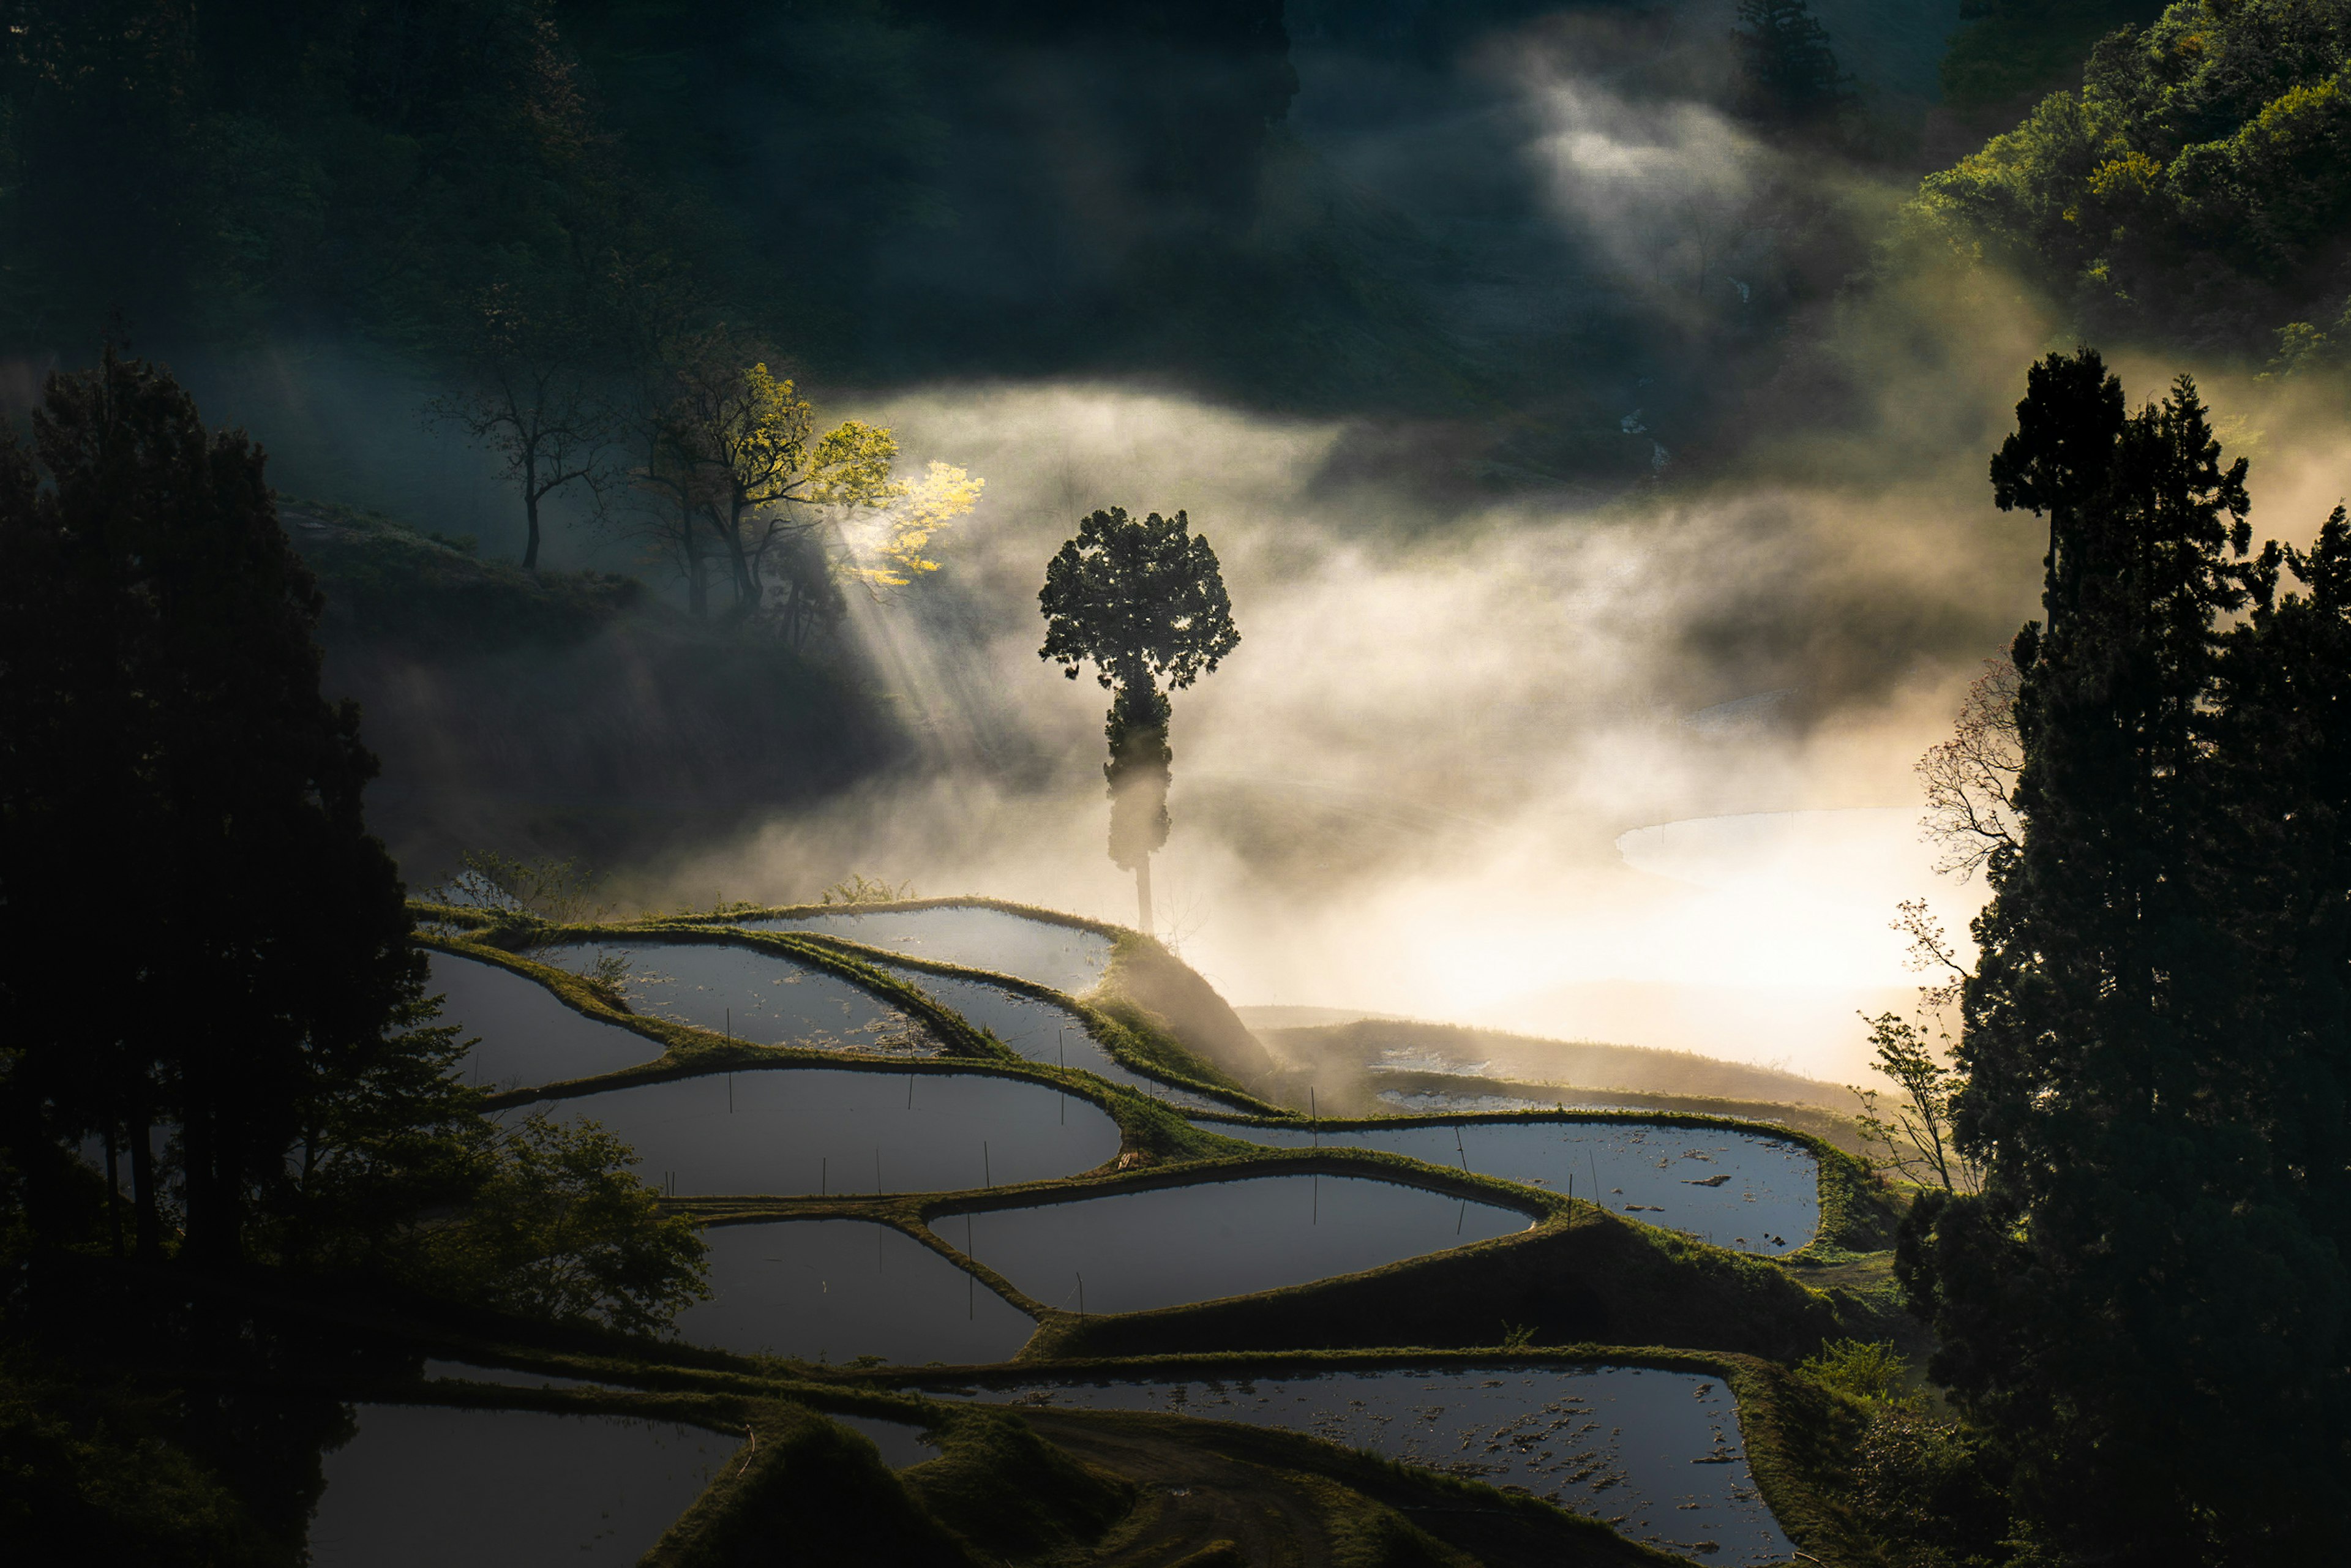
[0,349,417,1264]
[1899,348,2349,1560]
[1730,0,1853,131]
[1038,508,1238,933]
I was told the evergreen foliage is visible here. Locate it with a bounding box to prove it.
[1899,347,2350,1561]
[1730,0,1854,132]
[0,347,416,1264]
[0,351,705,1333]
[1038,508,1239,929]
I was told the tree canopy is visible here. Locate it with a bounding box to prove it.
[1038,507,1238,929]
[1898,347,2349,1559]
[1908,0,2351,353]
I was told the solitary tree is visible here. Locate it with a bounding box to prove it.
[427,280,618,572]
[1038,508,1239,932]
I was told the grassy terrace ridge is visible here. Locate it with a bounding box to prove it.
[1358,1068,1875,1155]
[418,893,1287,1114]
[667,895,1285,1094]
[394,897,1902,1564]
[1183,1107,1897,1261]
[293,1322,1853,1567]
[662,1143,1858,1368]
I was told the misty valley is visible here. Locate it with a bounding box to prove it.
[3,1,2346,1566]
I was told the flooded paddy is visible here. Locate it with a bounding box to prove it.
[547,940,924,1052]
[924,1365,1791,1565]
[743,904,1112,996]
[681,1219,1037,1364]
[426,952,662,1090]
[938,1175,1530,1315]
[878,964,1234,1111]
[833,1412,941,1468]
[307,1403,731,1566]
[544,1067,1120,1196]
[1193,1119,1818,1253]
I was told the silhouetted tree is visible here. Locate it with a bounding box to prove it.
[0,347,415,1264]
[1731,0,1853,131]
[1900,347,2349,1558]
[427,280,618,572]
[1038,507,1238,932]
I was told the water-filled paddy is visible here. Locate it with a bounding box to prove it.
[833,1412,940,1468]
[544,1068,1120,1196]
[548,940,925,1052]
[939,1175,1529,1315]
[427,952,661,1090]
[1193,1119,1818,1253]
[743,904,1112,996]
[307,1404,731,1566]
[926,1365,1791,1565]
[681,1220,1036,1364]
[877,964,1234,1111]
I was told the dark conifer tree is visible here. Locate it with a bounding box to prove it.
[1900,348,2348,1558]
[0,348,417,1264]
[1730,0,1854,131]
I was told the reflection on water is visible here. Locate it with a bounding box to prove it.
[544,1067,1120,1195]
[547,940,926,1052]
[928,1365,1792,1564]
[878,964,1235,1111]
[742,904,1112,996]
[308,1405,730,1567]
[940,1175,1529,1314]
[1192,1119,1818,1253]
[682,1220,1035,1365]
[427,952,661,1090]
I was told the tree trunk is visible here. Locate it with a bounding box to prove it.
[104,1124,122,1258]
[522,484,542,573]
[686,523,708,617]
[1135,855,1153,936]
[130,1120,159,1261]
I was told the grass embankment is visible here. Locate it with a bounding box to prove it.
[401,902,1904,1562]
[865,1345,1872,1567]
[670,895,1284,1106]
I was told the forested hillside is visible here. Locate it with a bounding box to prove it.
[1910,0,2351,354]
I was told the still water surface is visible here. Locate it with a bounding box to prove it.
[926,1365,1791,1564]
[1194,1119,1818,1252]
[543,1067,1120,1195]
[833,1412,941,1469]
[548,940,924,1052]
[939,1174,1529,1314]
[741,904,1112,996]
[427,952,661,1090]
[309,1404,730,1566]
[681,1219,1036,1364]
[878,964,1235,1111]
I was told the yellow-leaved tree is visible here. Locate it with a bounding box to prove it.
[842,460,986,590]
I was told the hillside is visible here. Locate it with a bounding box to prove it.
[1908,0,2351,354]
[283,502,905,874]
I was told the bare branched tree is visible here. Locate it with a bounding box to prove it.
[427,282,619,572]
[1851,899,1978,1191]
[1918,657,2021,880]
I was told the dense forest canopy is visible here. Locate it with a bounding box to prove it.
[1910,0,2351,353]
